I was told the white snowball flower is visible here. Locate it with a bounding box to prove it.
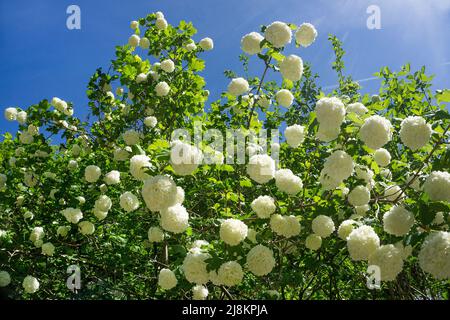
[148,226,164,242]
[251,195,276,219]
[161,59,175,73]
[182,249,211,284]
[19,131,34,144]
[16,111,27,124]
[185,42,197,51]
[285,124,306,147]
[383,185,405,202]
[130,155,152,181]
[29,227,45,242]
[315,97,346,128]
[158,268,177,290]
[94,195,112,212]
[128,34,140,47]
[274,169,303,195]
[295,23,317,47]
[170,141,203,176]
[199,37,214,50]
[316,125,341,142]
[0,271,11,287]
[130,20,139,30]
[368,244,404,281]
[123,129,140,146]
[312,215,335,238]
[79,221,95,235]
[359,115,393,150]
[57,226,70,238]
[136,73,147,83]
[246,154,275,184]
[423,171,450,201]
[305,234,322,250]
[155,17,168,30]
[4,107,18,121]
[399,116,432,150]
[192,285,208,300]
[264,21,292,48]
[348,186,371,207]
[270,214,301,238]
[61,208,83,224]
[241,32,264,55]
[418,231,450,280]
[160,204,189,234]
[139,37,150,49]
[218,261,243,287]
[337,220,356,240]
[346,102,368,116]
[41,242,55,256]
[119,192,140,212]
[373,148,391,167]
[104,170,120,185]
[319,150,354,190]
[275,89,294,107]
[84,165,101,183]
[246,245,276,276]
[227,77,249,96]
[144,116,158,128]
[347,225,380,261]
[155,81,170,96]
[142,175,178,212]
[220,219,248,246]
[355,204,370,216]
[279,55,303,82]
[383,206,415,236]
[155,11,164,19]
[22,276,39,294]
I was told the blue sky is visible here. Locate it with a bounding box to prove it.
[1,0,449,136]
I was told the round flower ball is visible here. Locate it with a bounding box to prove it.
[337,220,356,240]
[399,116,432,151]
[130,20,139,30]
[347,225,380,261]
[311,215,335,238]
[79,221,95,235]
[155,81,170,97]
[295,23,317,47]
[0,271,11,287]
[368,244,404,281]
[279,54,303,82]
[199,37,214,50]
[246,245,276,276]
[182,250,211,284]
[264,21,292,48]
[104,170,120,185]
[192,285,208,300]
[275,89,294,107]
[383,185,405,202]
[84,165,101,183]
[141,175,178,212]
[158,268,177,290]
[383,206,415,236]
[217,261,243,287]
[119,192,140,213]
[305,234,322,250]
[220,219,248,246]
[346,102,368,116]
[128,34,140,47]
[155,17,168,30]
[315,97,346,128]
[61,208,83,224]
[418,231,450,280]
[130,154,152,181]
[246,154,275,184]
[4,107,18,121]
[251,195,276,219]
[148,226,164,243]
[241,32,264,55]
[144,116,158,128]
[359,115,393,150]
[41,242,55,256]
[285,124,306,148]
[94,195,112,212]
[160,59,175,73]
[274,169,303,195]
[423,171,450,201]
[160,204,189,234]
[22,276,39,294]
[139,37,150,49]
[227,77,249,96]
[373,148,391,167]
[348,186,371,207]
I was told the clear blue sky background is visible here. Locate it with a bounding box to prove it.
[1,0,449,137]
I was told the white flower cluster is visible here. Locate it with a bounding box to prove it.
[274,169,303,195]
[251,195,276,219]
[383,206,415,236]
[130,155,152,180]
[199,37,214,51]
[275,89,294,107]
[51,97,73,116]
[142,175,179,212]
[264,21,292,48]
[368,244,404,281]
[418,231,450,280]
[295,23,317,47]
[144,116,158,128]
[315,97,345,142]
[22,275,40,294]
[246,245,276,276]
[373,148,391,167]
[148,226,164,242]
[284,124,306,148]
[104,170,120,185]
[305,234,322,250]
[346,102,368,116]
[279,55,303,82]
[227,77,249,96]
[170,141,203,176]
[247,154,275,184]
[123,129,141,146]
[182,248,211,284]
[348,186,370,207]
[312,215,335,238]
[359,115,393,150]
[158,268,177,290]
[319,150,354,190]
[220,219,248,246]
[399,116,432,150]
[155,81,170,96]
[346,225,380,261]
[61,208,83,224]
[192,285,208,300]
[41,242,55,256]
[161,59,175,73]
[160,204,189,234]
[217,261,243,287]
[383,185,405,202]
[270,214,301,238]
[0,271,11,287]
[337,220,356,240]
[119,192,140,213]
[79,221,95,235]
[423,171,450,201]
[85,165,101,183]
[241,32,264,55]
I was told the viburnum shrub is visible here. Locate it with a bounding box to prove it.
[1,11,450,300]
